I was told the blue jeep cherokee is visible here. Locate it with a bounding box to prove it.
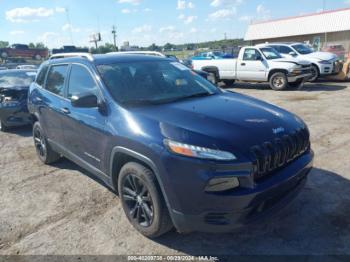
[28,53,313,238]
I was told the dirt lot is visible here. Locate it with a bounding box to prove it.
[0,81,350,256]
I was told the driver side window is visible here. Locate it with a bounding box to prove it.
[243,49,261,61]
[67,64,98,99]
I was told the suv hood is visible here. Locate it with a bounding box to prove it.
[300,51,337,61]
[130,92,306,158]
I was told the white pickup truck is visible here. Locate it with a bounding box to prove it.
[192,46,312,90]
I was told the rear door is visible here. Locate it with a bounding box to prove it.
[236,48,267,81]
[40,64,69,147]
[60,64,107,170]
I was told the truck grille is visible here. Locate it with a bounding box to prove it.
[251,128,310,181]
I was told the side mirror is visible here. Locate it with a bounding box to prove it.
[71,93,98,108]
[289,51,297,56]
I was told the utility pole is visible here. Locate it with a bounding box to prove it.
[112,25,118,51]
[224,32,227,40]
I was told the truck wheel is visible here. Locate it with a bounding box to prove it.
[308,65,319,82]
[207,72,218,85]
[33,122,60,164]
[223,80,235,87]
[118,162,173,238]
[269,72,288,91]
[289,79,305,89]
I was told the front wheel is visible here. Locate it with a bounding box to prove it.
[118,162,173,238]
[33,122,60,164]
[308,65,319,82]
[269,72,288,91]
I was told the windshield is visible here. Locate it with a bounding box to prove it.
[0,71,36,88]
[260,47,282,60]
[292,44,314,55]
[212,51,224,56]
[97,60,219,105]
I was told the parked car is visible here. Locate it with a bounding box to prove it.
[110,51,216,84]
[28,53,313,237]
[192,46,312,90]
[0,69,36,131]
[0,66,8,70]
[257,42,339,82]
[16,64,38,70]
[192,51,234,60]
[0,44,48,61]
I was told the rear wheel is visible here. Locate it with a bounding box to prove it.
[308,65,319,82]
[34,54,42,60]
[1,52,8,59]
[118,162,173,238]
[33,122,60,164]
[207,72,218,85]
[269,72,288,91]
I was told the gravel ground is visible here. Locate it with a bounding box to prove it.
[0,81,349,256]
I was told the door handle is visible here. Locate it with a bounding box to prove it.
[61,107,70,114]
[241,63,246,66]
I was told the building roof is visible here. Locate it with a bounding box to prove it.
[245,8,350,41]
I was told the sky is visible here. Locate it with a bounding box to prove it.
[0,0,349,48]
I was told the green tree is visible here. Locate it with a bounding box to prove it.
[163,43,175,51]
[28,43,36,49]
[0,41,9,48]
[35,42,47,49]
[148,43,159,51]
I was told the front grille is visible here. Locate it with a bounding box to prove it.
[251,128,310,181]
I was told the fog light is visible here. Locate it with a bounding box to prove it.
[205,177,239,192]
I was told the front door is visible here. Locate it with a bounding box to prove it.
[236,48,267,81]
[60,64,108,170]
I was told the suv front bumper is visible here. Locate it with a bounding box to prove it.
[159,150,313,233]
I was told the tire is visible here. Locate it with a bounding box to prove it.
[269,72,288,91]
[33,122,60,164]
[308,65,319,82]
[118,162,173,238]
[289,79,305,89]
[223,80,235,87]
[0,120,8,132]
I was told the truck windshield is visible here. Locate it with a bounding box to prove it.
[260,48,282,60]
[0,70,36,88]
[97,60,219,106]
[292,44,314,55]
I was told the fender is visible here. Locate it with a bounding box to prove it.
[109,146,171,209]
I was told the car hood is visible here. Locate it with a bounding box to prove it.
[301,51,337,61]
[129,92,306,158]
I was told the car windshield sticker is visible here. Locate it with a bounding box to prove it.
[26,72,37,76]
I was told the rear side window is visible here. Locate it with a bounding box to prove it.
[36,65,49,86]
[67,64,98,99]
[45,65,68,96]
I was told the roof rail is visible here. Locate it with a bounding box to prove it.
[49,52,94,61]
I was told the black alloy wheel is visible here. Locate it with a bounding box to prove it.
[122,173,154,227]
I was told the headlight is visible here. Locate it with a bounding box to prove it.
[164,139,236,161]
